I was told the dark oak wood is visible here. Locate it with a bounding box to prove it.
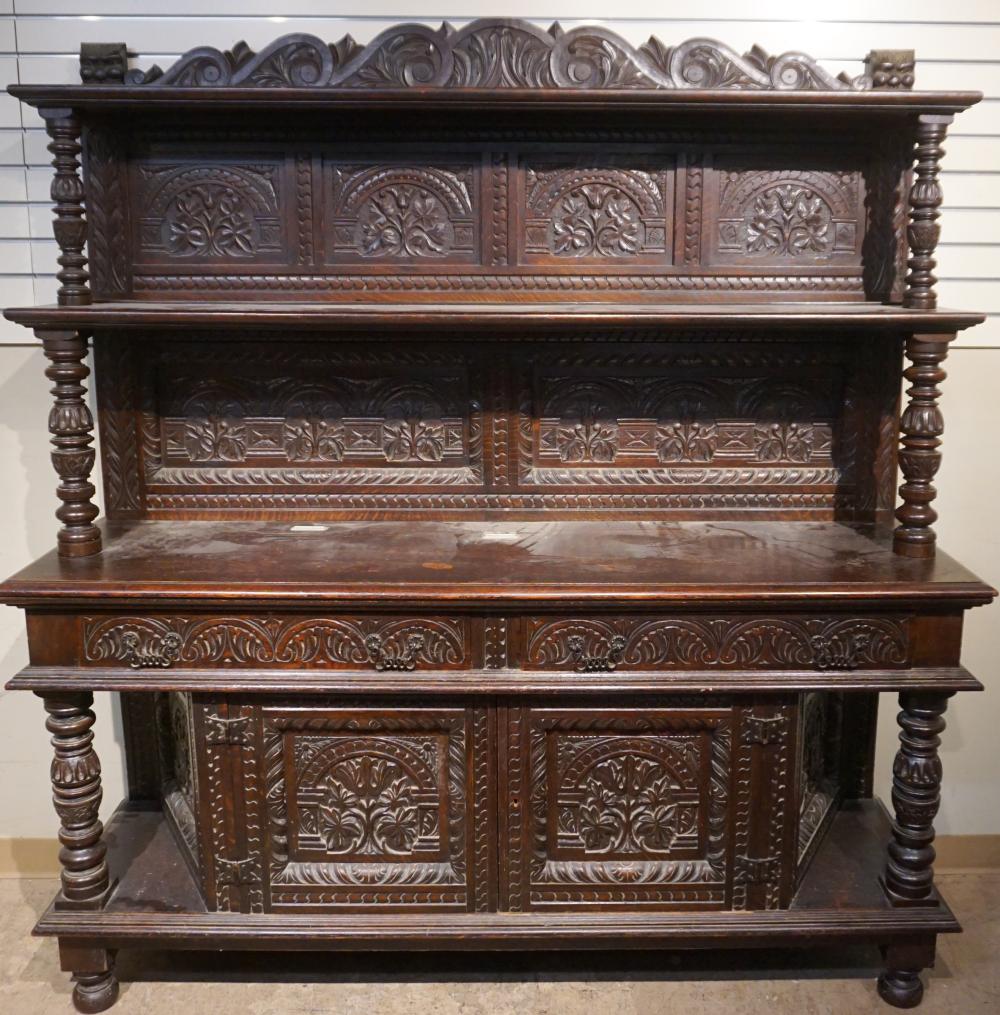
[0,19,994,1011]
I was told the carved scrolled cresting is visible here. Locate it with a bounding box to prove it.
[904,115,950,310]
[36,692,113,909]
[39,108,90,306]
[40,329,102,557]
[893,337,948,558]
[883,692,950,906]
[109,22,892,92]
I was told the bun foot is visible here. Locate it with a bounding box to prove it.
[72,968,119,1013]
[878,969,924,1008]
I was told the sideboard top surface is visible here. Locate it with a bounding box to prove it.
[1,520,992,608]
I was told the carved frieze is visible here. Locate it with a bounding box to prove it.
[120,23,888,92]
[82,615,472,669]
[524,617,910,671]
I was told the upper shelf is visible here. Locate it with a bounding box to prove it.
[4,302,985,334]
[8,21,982,115]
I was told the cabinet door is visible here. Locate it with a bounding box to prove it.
[197,699,495,913]
[499,701,794,912]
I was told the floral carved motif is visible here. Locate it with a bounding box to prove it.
[716,169,860,263]
[330,165,476,263]
[137,163,283,263]
[551,184,642,257]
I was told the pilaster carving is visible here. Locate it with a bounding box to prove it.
[883,692,951,906]
[37,692,113,910]
[893,337,948,558]
[39,330,102,557]
[903,115,950,310]
[39,108,91,306]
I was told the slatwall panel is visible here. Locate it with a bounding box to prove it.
[0,3,998,344]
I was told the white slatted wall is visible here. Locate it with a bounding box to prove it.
[0,3,997,839]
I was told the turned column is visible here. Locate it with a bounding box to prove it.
[39,329,102,557]
[893,336,948,557]
[39,107,91,306]
[903,115,950,311]
[36,692,114,910]
[883,691,950,906]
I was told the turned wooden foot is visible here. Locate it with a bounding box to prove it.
[877,969,924,1008]
[877,939,935,1008]
[71,967,119,1013]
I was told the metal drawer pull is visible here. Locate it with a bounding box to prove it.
[121,630,183,669]
[568,633,627,672]
[365,632,426,671]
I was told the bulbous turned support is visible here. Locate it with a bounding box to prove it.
[39,107,91,306]
[59,943,119,1013]
[893,337,948,558]
[903,115,950,311]
[877,938,937,1009]
[36,692,113,910]
[883,692,950,906]
[39,329,102,557]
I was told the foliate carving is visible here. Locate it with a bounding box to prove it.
[328,164,476,263]
[904,117,949,309]
[83,615,471,669]
[260,709,480,909]
[884,693,950,905]
[894,339,948,557]
[525,617,909,671]
[124,22,878,91]
[521,711,731,904]
[36,692,112,908]
[523,161,672,262]
[41,332,101,557]
[797,693,843,863]
[83,129,128,297]
[683,158,703,264]
[716,169,860,262]
[136,163,283,262]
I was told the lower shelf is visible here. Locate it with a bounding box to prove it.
[35,799,959,951]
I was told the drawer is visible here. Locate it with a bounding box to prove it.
[79,614,480,670]
[516,615,912,672]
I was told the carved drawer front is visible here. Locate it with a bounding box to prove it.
[518,615,911,672]
[81,615,477,670]
[193,700,493,913]
[500,701,794,911]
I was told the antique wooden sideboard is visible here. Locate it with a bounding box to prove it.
[2,19,996,1013]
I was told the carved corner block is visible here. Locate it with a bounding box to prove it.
[894,335,950,558]
[79,43,130,84]
[865,50,915,90]
[39,329,102,557]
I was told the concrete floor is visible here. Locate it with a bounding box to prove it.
[1,874,998,1015]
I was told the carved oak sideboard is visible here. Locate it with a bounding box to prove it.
[2,20,996,1013]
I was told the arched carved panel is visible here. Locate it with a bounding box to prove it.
[133,159,288,265]
[326,160,479,265]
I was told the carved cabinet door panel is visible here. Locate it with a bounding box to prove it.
[195,699,495,913]
[499,699,796,912]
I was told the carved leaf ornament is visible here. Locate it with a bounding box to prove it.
[123,23,885,92]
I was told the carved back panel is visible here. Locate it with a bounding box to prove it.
[82,115,908,303]
[94,332,901,522]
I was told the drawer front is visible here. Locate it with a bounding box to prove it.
[500,699,795,912]
[80,614,479,670]
[192,698,494,913]
[516,615,912,672]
